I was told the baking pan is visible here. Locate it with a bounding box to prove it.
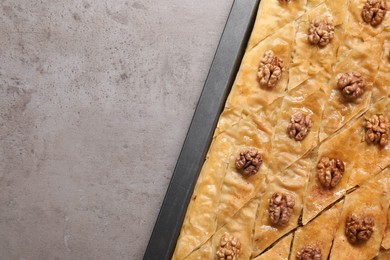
[144,0,260,259]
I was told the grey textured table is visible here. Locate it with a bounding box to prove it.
[0,0,234,259]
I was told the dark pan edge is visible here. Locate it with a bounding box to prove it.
[143,0,261,259]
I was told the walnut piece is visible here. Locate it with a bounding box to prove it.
[345,214,375,244]
[337,72,366,101]
[269,192,295,226]
[317,157,345,189]
[296,245,322,260]
[235,149,263,176]
[365,114,390,146]
[308,19,335,47]
[362,0,387,26]
[258,50,284,88]
[216,234,241,260]
[287,112,313,141]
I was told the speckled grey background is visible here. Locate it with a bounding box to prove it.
[0,0,233,259]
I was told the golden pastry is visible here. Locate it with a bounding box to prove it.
[173,1,390,259]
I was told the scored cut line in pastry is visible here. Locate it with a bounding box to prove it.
[288,3,340,91]
[291,199,344,260]
[329,168,390,260]
[246,0,305,51]
[253,233,293,260]
[252,152,315,257]
[319,34,385,142]
[185,197,260,260]
[226,22,295,121]
[302,97,389,225]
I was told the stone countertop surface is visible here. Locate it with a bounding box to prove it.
[0,0,234,259]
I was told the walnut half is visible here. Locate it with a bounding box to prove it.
[296,245,322,260]
[269,192,295,226]
[235,149,263,176]
[362,0,387,26]
[287,112,313,141]
[337,72,366,101]
[258,50,284,88]
[216,234,241,260]
[365,114,390,146]
[345,214,375,244]
[317,157,345,189]
[308,19,335,47]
